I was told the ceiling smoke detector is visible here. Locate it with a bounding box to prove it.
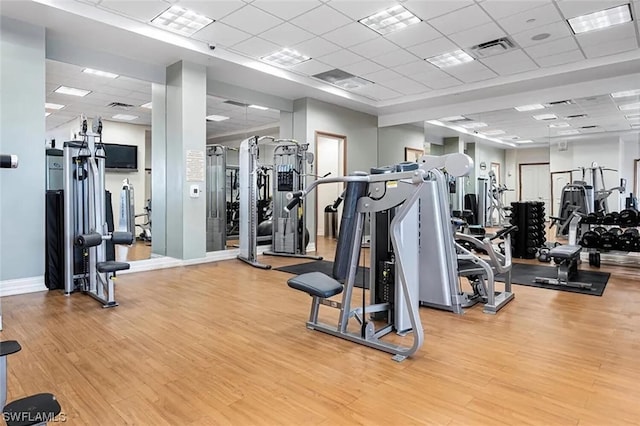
[470,37,517,58]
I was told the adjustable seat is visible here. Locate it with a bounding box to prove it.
[96,261,130,274]
[287,272,343,298]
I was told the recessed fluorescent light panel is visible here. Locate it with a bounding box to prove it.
[426,50,474,68]
[359,5,421,35]
[549,122,570,128]
[533,113,558,121]
[112,114,138,121]
[625,114,640,119]
[262,48,310,67]
[515,104,545,112]
[45,102,65,110]
[567,4,632,35]
[481,130,506,136]
[82,68,119,79]
[248,104,269,111]
[54,86,91,97]
[151,5,213,37]
[45,112,51,117]
[611,89,640,98]
[461,122,488,129]
[516,140,534,144]
[619,102,640,111]
[206,115,230,122]
[439,116,467,122]
[558,129,579,135]
[140,102,152,109]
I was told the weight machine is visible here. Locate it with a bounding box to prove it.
[285,153,474,361]
[487,170,513,226]
[45,116,134,307]
[206,145,228,252]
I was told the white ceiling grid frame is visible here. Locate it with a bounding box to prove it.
[428,4,493,35]
[289,5,352,35]
[495,2,563,35]
[480,49,539,75]
[384,22,441,48]
[99,0,172,21]
[220,4,284,35]
[231,37,279,57]
[191,22,252,47]
[316,49,366,68]
[381,76,430,96]
[251,0,323,21]
[259,22,315,46]
[444,60,498,83]
[448,21,506,47]
[322,22,379,47]
[177,0,247,21]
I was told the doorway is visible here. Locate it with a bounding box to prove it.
[550,170,573,217]
[315,132,346,239]
[519,163,551,220]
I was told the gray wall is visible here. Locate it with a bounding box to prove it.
[0,18,45,280]
[377,124,424,166]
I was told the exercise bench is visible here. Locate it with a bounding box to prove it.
[534,245,592,289]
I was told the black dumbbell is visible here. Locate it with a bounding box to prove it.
[593,226,607,235]
[610,227,623,236]
[600,231,618,250]
[619,209,638,227]
[582,213,599,224]
[581,231,601,248]
[603,212,620,225]
[624,228,639,237]
[537,247,552,262]
[617,233,634,251]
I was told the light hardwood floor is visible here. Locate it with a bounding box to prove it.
[2,238,640,425]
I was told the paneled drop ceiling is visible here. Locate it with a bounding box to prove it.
[72,0,640,103]
[45,60,280,138]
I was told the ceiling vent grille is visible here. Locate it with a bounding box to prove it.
[470,37,517,58]
[565,114,588,119]
[312,69,373,89]
[224,100,249,108]
[107,102,135,110]
[580,125,598,129]
[546,99,575,106]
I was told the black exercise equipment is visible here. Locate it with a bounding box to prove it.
[588,252,601,267]
[619,208,638,226]
[580,231,601,248]
[603,212,620,225]
[600,231,618,250]
[593,226,607,235]
[534,245,591,289]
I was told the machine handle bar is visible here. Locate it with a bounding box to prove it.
[490,225,518,241]
[0,154,18,169]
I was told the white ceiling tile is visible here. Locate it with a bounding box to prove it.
[176,1,245,20]
[100,1,170,21]
[497,3,563,35]
[221,5,283,35]
[403,0,474,20]
[480,49,538,75]
[382,76,429,95]
[406,37,458,59]
[322,23,379,47]
[293,37,341,57]
[259,23,315,46]
[251,0,322,21]
[290,59,334,76]
[349,37,398,57]
[575,23,636,48]
[443,60,497,83]
[556,0,623,19]
[480,0,551,19]
[328,0,397,20]
[384,22,441,48]
[448,21,505,48]
[370,49,418,67]
[393,60,436,77]
[362,68,403,84]
[316,49,365,67]
[191,22,251,47]
[340,59,386,76]
[290,5,352,35]
[428,4,492,35]
[352,84,402,101]
[421,75,463,89]
[581,36,638,59]
[511,21,573,48]
[524,36,579,58]
[231,37,279,57]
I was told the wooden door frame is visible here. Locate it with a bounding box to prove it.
[550,170,573,217]
[518,162,550,200]
[314,131,347,241]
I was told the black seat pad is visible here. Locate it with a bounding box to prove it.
[549,245,581,260]
[0,340,21,357]
[287,272,343,298]
[457,259,486,276]
[3,393,61,426]
[96,261,130,273]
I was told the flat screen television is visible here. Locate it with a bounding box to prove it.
[103,143,138,171]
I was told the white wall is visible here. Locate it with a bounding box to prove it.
[504,147,549,204]
[46,119,150,229]
[377,124,424,166]
[620,133,640,202]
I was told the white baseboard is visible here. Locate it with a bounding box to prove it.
[0,276,47,297]
[0,243,319,296]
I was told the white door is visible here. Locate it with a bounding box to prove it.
[316,135,344,236]
[520,163,551,220]
[551,171,572,217]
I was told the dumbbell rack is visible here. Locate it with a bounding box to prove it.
[576,215,640,268]
[510,201,546,259]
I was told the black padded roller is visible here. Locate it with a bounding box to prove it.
[111,231,134,245]
[76,233,102,248]
[333,174,368,282]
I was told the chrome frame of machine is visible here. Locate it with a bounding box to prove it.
[264,140,321,261]
[286,153,474,361]
[62,116,133,308]
[206,145,229,252]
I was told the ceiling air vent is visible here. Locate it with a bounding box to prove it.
[313,69,372,90]
[580,125,598,129]
[470,37,517,58]
[546,99,575,106]
[565,114,588,119]
[223,100,249,108]
[107,102,135,110]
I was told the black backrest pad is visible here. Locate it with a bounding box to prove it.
[333,180,368,281]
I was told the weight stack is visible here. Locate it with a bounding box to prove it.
[510,201,546,259]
